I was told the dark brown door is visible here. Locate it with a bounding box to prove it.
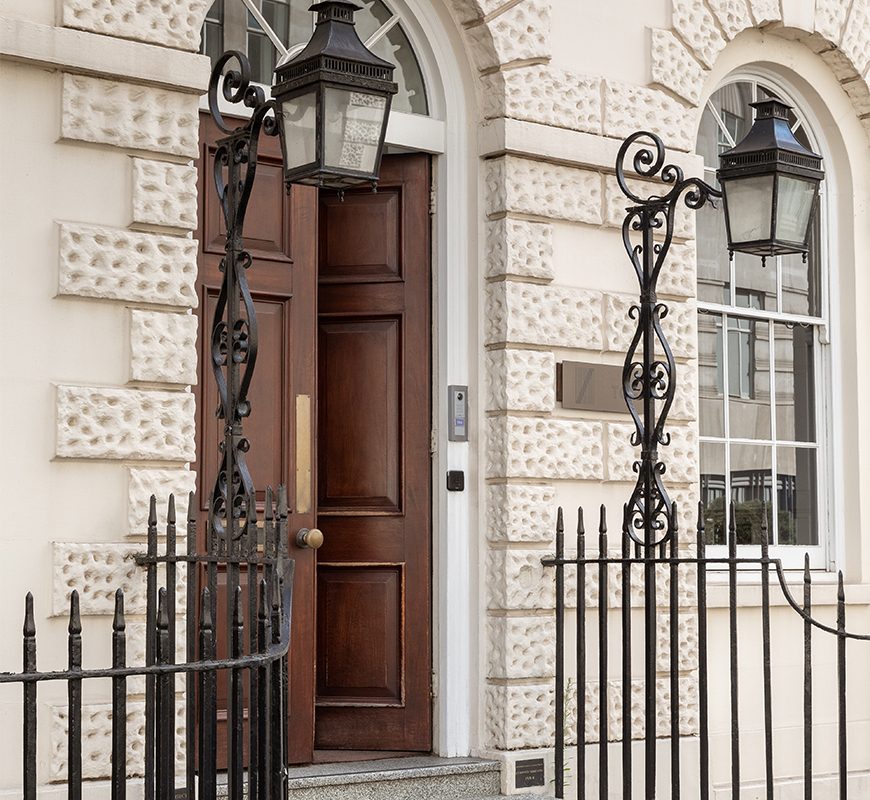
[313,154,432,752]
[196,118,431,762]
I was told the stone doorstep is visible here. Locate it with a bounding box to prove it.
[213,755,554,799]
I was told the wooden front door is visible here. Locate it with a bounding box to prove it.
[196,116,431,764]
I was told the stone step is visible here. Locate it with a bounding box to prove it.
[283,756,505,800]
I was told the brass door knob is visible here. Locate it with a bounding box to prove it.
[295,527,324,550]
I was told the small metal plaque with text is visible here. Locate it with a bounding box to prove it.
[515,757,545,788]
[556,361,626,414]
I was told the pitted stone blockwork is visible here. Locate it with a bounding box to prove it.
[127,468,197,535]
[670,359,699,422]
[59,223,197,307]
[62,0,210,51]
[487,617,556,679]
[62,74,199,158]
[485,282,603,349]
[607,421,698,485]
[485,157,602,224]
[50,700,186,780]
[487,417,604,480]
[485,218,554,280]
[132,159,198,230]
[465,0,551,70]
[707,0,753,39]
[481,67,601,133]
[604,82,694,152]
[603,293,697,359]
[604,176,695,241]
[656,613,699,672]
[672,0,727,68]
[657,242,697,298]
[130,310,198,385]
[486,683,555,749]
[748,0,781,25]
[815,0,851,43]
[53,542,145,615]
[841,0,870,78]
[487,550,556,610]
[56,385,196,461]
[650,29,706,106]
[486,484,556,543]
[486,349,555,411]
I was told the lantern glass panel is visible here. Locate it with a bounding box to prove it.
[323,87,386,174]
[280,91,317,171]
[724,174,774,242]
[775,175,815,245]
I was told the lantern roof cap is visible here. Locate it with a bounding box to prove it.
[719,98,822,179]
[274,0,396,91]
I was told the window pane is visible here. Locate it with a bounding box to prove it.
[773,322,816,442]
[730,443,773,544]
[728,317,770,440]
[776,447,818,545]
[696,185,730,304]
[734,250,775,310]
[782,215,821,316]
[700,442,726,545]
[698,311,724,437]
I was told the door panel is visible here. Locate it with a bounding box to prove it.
[315,154,431,752]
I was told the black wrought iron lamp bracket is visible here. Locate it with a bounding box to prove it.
[617,131,721,549]
[207,51,278,548]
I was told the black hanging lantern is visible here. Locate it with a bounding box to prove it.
[717,98,824,264]
[271,0,397,191]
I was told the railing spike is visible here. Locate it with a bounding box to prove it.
[113,589,125,632]
[23,592,35,638]
[804,553,811,584]
[69,590,82,636]
[599,503,607,534]
[148,495,158,527]
[187,491,197,525]
[728,500,737,557]
[265,485,274,521]
[167,493,176,526]
[760,501,769,555]
[556,506,564,534]
[577,506,584,537]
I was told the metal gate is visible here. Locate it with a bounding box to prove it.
[544,502,869,799]
[0,490,293,800]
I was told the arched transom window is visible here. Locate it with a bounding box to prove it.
[201,0,428,115]
[696,77,829,566]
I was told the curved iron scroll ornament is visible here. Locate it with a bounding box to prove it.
[207,52,279,545]
[616,131,722,549]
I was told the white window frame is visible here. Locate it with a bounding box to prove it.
[697,71,834,571]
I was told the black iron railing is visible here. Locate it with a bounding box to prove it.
[544,502,870,800]
[0,490,293,800]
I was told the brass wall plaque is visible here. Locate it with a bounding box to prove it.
[556,361,627,414]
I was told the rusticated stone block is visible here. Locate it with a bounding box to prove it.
[485,683,555,749]
[603,174,695,239]
[487,550,555,610]
[487,417,604,480]
[56,385,196,461]
[486,349,555,411]
[815,0,851,43]
[656,612,699,672]
[480,67,601,133]
[650,29,707,106]
[485,157,603,224]
[127,468,197,535]
[62,74,199,158]
[466,0,550,70]
[747,0,781,24]
[842,77,870,116]
[707,0,753,39]
[50,699,186,780]
[132,158,198,230]
[670,358,699,422]
[129,310,197,385]
[62,0,210,51]
[657,241,697,298]
[485,218,554,280]
[840,1,870,77]
[672,0,728,68]
[486,484,556,543]
[487,616,556,679]
[602,293,697,359]
[53,542,144,615]
[607,421,698,485]
[604,81,694,153]
[59,223,197,307]
[485,282,603,350]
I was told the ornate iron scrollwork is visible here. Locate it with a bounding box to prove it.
[207,52,279,545]
[616,131,721,549]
